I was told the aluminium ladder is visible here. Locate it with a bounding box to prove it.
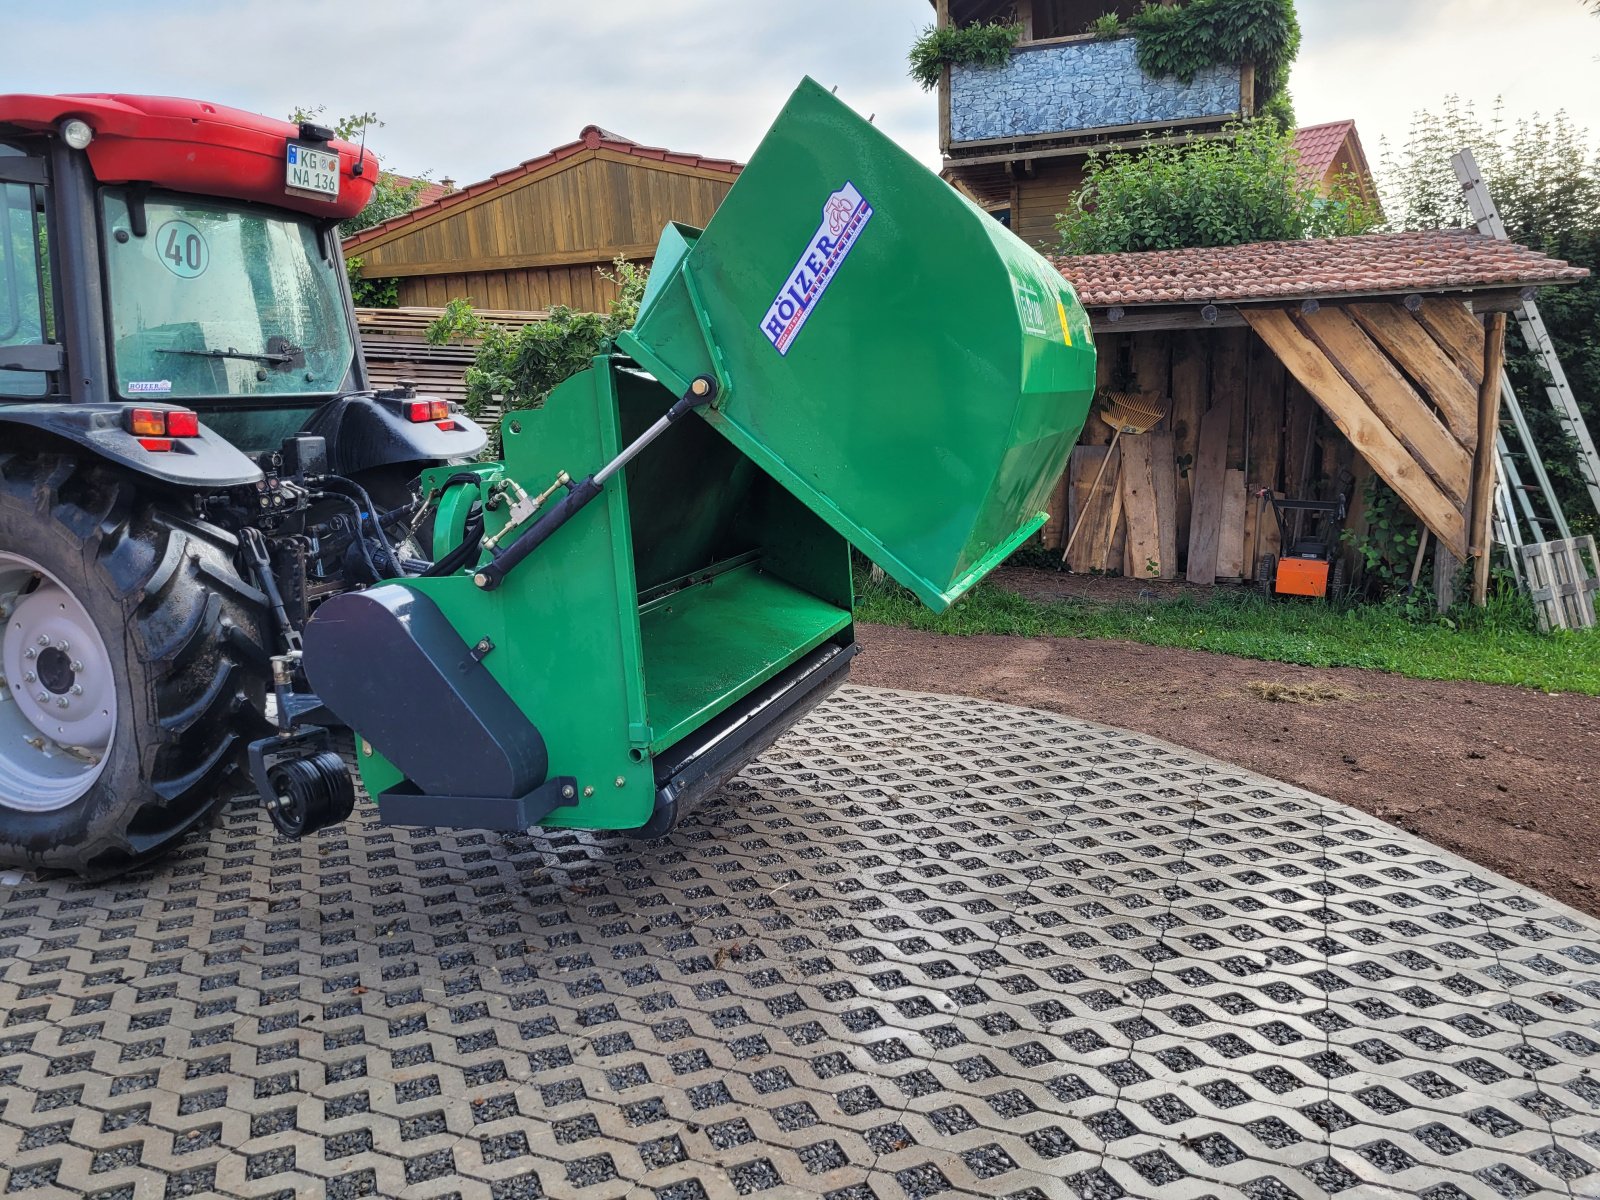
[1453,149,1600,529]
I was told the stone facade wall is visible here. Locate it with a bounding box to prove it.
[949,37,1243,144]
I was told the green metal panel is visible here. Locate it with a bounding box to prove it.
[355,362,660,829]
[640,562,850,752]
[619,77,1096,613]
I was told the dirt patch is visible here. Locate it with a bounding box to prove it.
[852,624,1600,919]
[1245,680,1358,704]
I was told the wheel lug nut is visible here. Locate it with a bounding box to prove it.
[55,640,68,652]
[70,685,82,696]
[70,661,83,673]
[55,698,68,709]
[36,692,49,704]
[36,635,49,647]
[23,672,35,684]
[23,648,35,660]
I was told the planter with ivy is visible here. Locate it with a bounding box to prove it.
[908,20,1022,91]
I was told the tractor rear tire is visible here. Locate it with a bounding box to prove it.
[0,452,268,877]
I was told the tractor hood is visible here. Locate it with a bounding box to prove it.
[617,78,1096,612]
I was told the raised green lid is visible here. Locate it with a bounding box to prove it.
[618,78,1096,612]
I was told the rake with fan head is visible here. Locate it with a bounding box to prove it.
[1060,391,1169,566]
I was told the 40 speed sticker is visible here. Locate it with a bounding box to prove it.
[760,182,873,356]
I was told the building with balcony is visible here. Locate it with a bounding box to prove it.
[935,0,1265,247]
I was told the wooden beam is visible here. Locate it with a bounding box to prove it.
[1347,302,1479,446]
[1243,307,1467,558]
[1471,312,1509,605]
[1091,308,1248,335]
[1416,299,1487,387]
[1299,307,1473,507]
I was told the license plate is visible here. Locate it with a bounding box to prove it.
[285,143,340,200]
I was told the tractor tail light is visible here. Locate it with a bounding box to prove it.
[136,438,173,452]
[126,408,200,438]
[404,400,451,423]
[126,408,167,437]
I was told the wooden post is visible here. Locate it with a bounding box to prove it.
[1469,312,1507,606]
[936,0,951,156]
[1016,0,1034,41]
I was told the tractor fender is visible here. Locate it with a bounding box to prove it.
[300,394,488,476]
[0,404,263,488]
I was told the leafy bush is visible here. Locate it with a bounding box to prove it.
[1088,12,1125,39]
[1056,121,1381,253]
[424,259,649,418]
[344,257,399,307]
[908,21,1022,91]
[1127,0,1300,124]
[1380,98,1600,534]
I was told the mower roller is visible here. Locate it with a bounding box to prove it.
[297,79,1098,839]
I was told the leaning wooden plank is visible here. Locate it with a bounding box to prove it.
[1169,329,1209,551]
[1349,302,1479,446]
[1067,446,1116,574]
[1186,402,1230,584]
[1100,468,1126,574]
[1148,429,1179,579]
[1119,436,1163,581]
[1244,334,1284,572]
[1244,308,1467,559]
[1416,298,1487,387]
[1217,468,1247,580]
[1301,307,1473,507]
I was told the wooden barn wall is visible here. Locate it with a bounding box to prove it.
[355,153,735,290]
[395,260,640,313]
[1011,158,1086,250]
[1052,325,1372,583]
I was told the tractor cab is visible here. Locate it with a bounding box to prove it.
[0,95,486,875]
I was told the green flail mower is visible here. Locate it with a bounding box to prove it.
[288,79,1099,840]
[0,79,1094,868]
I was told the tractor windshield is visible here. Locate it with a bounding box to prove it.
[101,190,355,401]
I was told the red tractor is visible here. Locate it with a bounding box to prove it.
[0,95,486,874]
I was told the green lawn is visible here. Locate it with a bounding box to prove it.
[854,575,1600,696]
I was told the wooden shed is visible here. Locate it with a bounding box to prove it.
[1046,230,1588,600]
[342,126,742,311]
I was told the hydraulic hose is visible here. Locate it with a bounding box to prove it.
[321,474,409,577]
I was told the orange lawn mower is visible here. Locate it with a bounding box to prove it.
[1255,487,1349,599]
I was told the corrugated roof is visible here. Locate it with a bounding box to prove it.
[1052,230,1588,309]
[344,125,743,253]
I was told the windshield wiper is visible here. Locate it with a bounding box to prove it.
[158,346,297,365]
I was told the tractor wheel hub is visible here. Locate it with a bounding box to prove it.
[0,554,116,811]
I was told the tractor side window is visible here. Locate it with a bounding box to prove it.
[0,165,51,399]
[102,190,355,402]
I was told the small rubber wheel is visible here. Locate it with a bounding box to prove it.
[1328,558,1348,598]
[1256,553,1278,598]
[265,751,355,838]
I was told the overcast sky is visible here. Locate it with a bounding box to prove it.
[6,1,1598,184]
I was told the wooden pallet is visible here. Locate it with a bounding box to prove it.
[1518,535,1599,631]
